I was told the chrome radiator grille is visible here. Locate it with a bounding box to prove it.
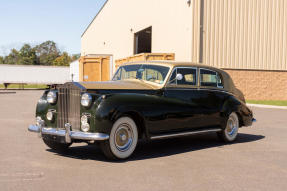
[57,85,81,131]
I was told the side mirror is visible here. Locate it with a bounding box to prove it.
[168,73,183,84]
[176,73,183,81]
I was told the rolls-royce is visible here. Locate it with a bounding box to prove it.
[28,61,255,160]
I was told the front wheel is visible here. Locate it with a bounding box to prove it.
[42,138,71,151]
[217,112,239,142]
[100,117,138,160]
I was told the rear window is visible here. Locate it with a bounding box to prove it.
[200,69,223,88]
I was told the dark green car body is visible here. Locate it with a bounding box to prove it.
[34,62,253,142]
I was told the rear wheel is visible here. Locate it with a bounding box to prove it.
[42,138,71,151]
[100,117,138,160]
[217,112,239,142]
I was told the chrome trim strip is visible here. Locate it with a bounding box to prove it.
[28,125,109,141]
[150,128,222,140]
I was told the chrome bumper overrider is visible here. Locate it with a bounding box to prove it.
[28,124,109,143]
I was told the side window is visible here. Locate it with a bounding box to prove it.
[200,69,223,88]
[169,67,197,86]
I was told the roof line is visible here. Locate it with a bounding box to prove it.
[81,0,109,37]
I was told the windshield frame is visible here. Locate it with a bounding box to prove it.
[112,64,172,87]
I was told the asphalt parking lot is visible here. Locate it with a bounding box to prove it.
[0,90,286,191]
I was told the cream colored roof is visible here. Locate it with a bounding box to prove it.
[121,61,223,71]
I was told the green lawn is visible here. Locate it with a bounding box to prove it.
[246,100,287,106]
[0,84,48,89]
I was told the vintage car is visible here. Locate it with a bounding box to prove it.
[28,61,255,160]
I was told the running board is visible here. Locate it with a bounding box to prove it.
[150,128,222,140]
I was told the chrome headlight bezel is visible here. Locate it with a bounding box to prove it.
[81,93,92,107]
[47,91,57,104]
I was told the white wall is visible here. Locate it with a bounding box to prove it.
[69,60,80,82]
[0,65,70,84]
[81,0,193,62]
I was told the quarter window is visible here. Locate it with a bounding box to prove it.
[169,68,197,86]
[200,69,223,88]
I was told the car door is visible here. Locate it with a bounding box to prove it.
[148,67,204,135]
[197,68,227,127]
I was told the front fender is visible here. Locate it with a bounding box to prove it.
[93,93,154,136]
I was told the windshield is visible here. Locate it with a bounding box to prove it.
[112,64,170,85]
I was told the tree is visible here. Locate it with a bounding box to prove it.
[53,52,71,66]
[0,56,4,64]
[71,54,80,62]
[18,44,37,65]
[1,41,79,66]
[35,41,60,65]
[4,49,20,65]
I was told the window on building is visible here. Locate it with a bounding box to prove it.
[169,67,197,86]
[200,69,223,88]
[134,27,152,54]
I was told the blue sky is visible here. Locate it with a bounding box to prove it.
[0,0,107,56]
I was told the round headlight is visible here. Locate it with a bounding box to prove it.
[47,91,57,104]
[81,93,92,107]
[46,111,53,121]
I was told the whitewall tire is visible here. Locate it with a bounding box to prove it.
[100,117,138,160]
[218,112,239,142]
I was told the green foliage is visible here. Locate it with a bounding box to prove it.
[53,52,71,66]
[247,100,287,106]
[4,49,21,65]
[19,44,37,65]
[1,41,79,66]
[0,56,4,64]
[35,41,60,65]
[0,84,48,89]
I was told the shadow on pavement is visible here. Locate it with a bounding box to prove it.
[47,133,265,162]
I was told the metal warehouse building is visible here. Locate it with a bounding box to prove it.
[81,0,287,100]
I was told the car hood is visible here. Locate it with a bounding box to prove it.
[79,80,161,90]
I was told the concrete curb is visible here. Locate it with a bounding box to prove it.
[247,103,287,110]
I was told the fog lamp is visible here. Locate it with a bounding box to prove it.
[81,123,90,132]
[46,111,54,121]
[36,116,44,126]
[81,115,90,132]
[81,115,88,124]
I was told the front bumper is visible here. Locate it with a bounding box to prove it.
[28,124,109,143]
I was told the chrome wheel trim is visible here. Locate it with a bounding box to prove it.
[224,112,239,141]
[114,123,133,152]
[109,117,138,159]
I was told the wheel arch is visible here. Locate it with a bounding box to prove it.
[116,111,148,140]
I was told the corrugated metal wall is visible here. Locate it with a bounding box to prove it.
[192,0,287,70]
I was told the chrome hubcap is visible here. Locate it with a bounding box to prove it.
[114,124,133,152]
[227,116,237,136]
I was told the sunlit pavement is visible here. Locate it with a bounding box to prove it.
[0,90,286,191]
